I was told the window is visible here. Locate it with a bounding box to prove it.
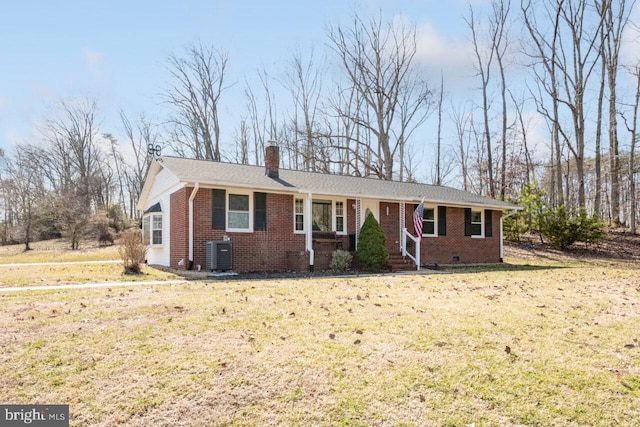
[464,208,484,237]
[336,201,345,233]
[438,206,447,236]
[295,198,347,234]
[471,210,482,236]
[422,207,436,236]
[295,198,304,232]
[213,189,262,232]
[312,200,332,231]
[212,189,226,230]
[228,194,250,230]
[143,213,163,245]
[254,192,267,231]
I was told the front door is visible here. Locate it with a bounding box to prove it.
[360,199,379,228]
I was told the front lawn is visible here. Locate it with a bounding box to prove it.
[0,253,638,426]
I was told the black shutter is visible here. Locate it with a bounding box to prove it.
[438,206,447,236]
[212,189,226,230]
[254,192,267,231]
[485,209,493,237]
[464,208,472,236]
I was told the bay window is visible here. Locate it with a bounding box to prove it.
[143,213,163,246]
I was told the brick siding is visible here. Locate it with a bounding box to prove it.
[169,188,190,269]
[170,188,503,272]
[404,205,501,265]
[380,201,401,253]
[171,189,307,273]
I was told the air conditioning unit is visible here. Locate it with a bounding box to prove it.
[206,241,233,271]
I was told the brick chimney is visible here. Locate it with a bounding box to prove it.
[265,144,279,179]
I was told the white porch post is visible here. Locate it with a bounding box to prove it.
[399,202,405,252]
[305,193,314,271]
[354,199,361,250]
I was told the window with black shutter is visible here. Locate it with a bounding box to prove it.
[254,192,267,231]
[485,209,493,237]
[438,206,447,236]
[465,208,484,237]
[464,208,472,236]
[212,189,226,230]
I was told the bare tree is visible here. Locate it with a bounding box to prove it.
[284,48,324,171]
[164,43,231,161]
[243,68,280,166]
[523,0,604,210]
[522,0,565,207]
[36,98,105,210]
[450,101,472,191]
[467,5,496,197]
[622,62,640,233]
[597,0,636,222]
[234,119,250,165]
[0,148,45,250]
[492,0,512,200]
[327,12,431,180]
[510,91,534,185]
[631,72,639,234]
[435,71,444,186]
[594,18,607,216]
[120,111,157,217]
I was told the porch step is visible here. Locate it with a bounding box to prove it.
[388,252,417,272]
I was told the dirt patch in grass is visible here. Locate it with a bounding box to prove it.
[1,251,639,426]
[505,230,640,262]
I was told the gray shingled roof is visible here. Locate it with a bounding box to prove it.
[156,156,519,210]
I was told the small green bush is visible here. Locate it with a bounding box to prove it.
[330,249,353,273]
[354,212,388,271]
[503,182,546,242]
[540,206,606,250]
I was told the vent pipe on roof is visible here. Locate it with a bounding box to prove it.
[265,144,279,179]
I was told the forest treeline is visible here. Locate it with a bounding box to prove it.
[1,0,639,249]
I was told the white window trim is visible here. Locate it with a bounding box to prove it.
[334,199,347,235]
[471,209,484,238]
[143,212,164,247]
[294,197,348,235]
[227,190,253,233]
[421,205,437,238]
[294,198,305,234]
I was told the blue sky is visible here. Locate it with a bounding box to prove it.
[0,0,484,174]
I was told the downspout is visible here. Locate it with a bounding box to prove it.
[188,182,200,270]
[500,209,518,262]
[305,192,314,272]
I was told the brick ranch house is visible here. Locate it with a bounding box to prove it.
[137,146,520,273]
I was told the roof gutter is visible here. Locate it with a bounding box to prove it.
[294,188,520,212]
[188,182,200,270]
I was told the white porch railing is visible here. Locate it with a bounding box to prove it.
[401,227,421,271]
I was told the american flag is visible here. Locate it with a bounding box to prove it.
[413,202,424,237]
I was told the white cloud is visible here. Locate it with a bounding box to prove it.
[84,48,111,85]
[621,2,640,62]
[415,22,475,85]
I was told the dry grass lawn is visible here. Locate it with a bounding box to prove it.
[0,239,121,263]
[0,239,179,287]
[0,244,639,426]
